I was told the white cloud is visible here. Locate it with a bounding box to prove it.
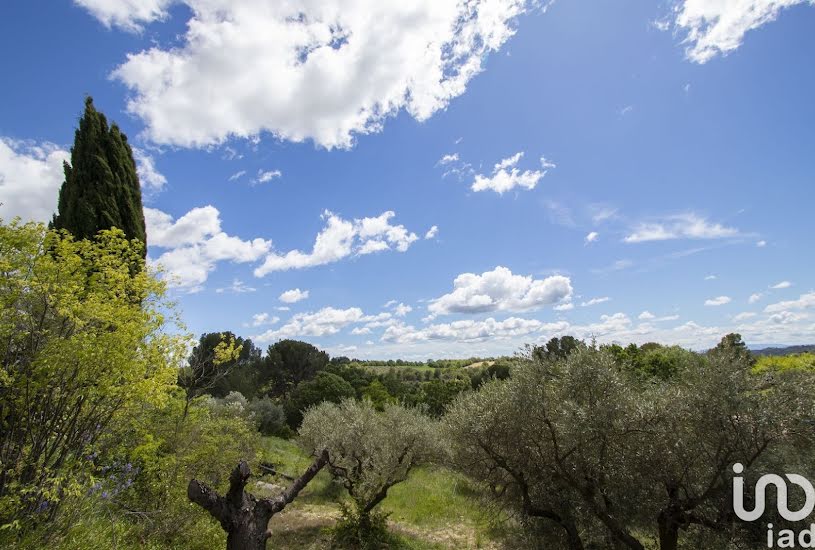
[771,280,792,289]
[428,266,572,316]
[146,205,272,291]
[438,153,459,165]
[279,288,309,303]
[254,306,365,342]
[749,293,763,304]
[733,312,757,322]
[764,291,815,313]
[107,0,534,149]
[228,170,246,181]
[425,225,439,239]
[74,0,173,32]
[671,0,814,64]
[393,303,413,317]
[248,312,279,327]
[581,297,610,307]
[705,274,717,280]
[382,316,547,344]
[585,231,599,244]
[554,302,574,312]
[705,295,732,306]
[624,213,739,243]
[132,147,167,191]
[253,169,282,184]
[254,210,419,275]
[756,240,767,247]
[471,152,550,194]
[638,311,656,320]
[0,138,70,223]
[215,278,257,294]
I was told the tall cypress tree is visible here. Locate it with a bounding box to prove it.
[52,97,146,256]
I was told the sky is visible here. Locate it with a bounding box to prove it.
[1,0,814,359]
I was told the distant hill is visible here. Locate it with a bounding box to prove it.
[750,344,815,357]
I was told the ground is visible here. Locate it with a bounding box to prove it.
[257,437,508,549]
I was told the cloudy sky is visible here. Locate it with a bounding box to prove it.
[1,0,814,358]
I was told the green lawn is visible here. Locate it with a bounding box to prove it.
[258,437,505,549]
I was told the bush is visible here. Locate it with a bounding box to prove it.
[247,397,291,437]
[285,371,356,428]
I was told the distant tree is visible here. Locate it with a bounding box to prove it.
[421,378,469,417]
[534,336,580,362]
[284,371,356,428]
[330,356,352,366]
[247,397,289,437]
[709,333,754,366]
[51,97,146,256]
[260,340,329,397]
[300,400,439,546]
[361,380,395,410]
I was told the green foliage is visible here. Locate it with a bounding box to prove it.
[247,397,291,437]
[285,371,356,428]
[0,220,182,529]
[419,377,470,417]
[300,400,440,545]
[51,97,146,256]
[754,352,815,373]
[331,503,395,550]
[179,332,261,400]
[444,343,815,549]
[262,339,330,397]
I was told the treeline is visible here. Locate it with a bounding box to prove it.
[179,333,513,432]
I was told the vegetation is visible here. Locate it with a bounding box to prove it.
[51,98,146,256]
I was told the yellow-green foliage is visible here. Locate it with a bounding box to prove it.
[754,353,815,373]
[0,220,184,528]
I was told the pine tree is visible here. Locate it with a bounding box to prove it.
[51,97,146,256]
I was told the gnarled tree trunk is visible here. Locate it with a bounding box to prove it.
[188,450,329,550]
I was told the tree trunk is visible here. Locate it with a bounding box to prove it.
[188,450,329,550]
[657,510,680,550]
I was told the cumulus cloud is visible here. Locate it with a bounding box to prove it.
[254,306,365,342]
[428,266,572,316]
[749,293,763,304]
[670,0,814,64]
[101,0,535,149]
[74,0,173,32]
[705,295,732,306]
[581,297,610,307]
[425,225,439,239]
[279,288,309,303]
[393,303,413,317]
[132,147,167,191]
[756,240,767,247]
[733,312,757,322]
[764,291,815,313]
[382,316,547,344]
[254,210,419,275]
[584,231,599,244]
[471,152,551,194]
[705,274,717,280]
[554,302,574,312]
[247,312,279,327]
[638,311,656,320]
[0,138,69,222]
[771,280,792,289]
[145,205,272,291]
[624,213,739,243]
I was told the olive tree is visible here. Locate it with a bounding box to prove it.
[299,399,439,541]
[444,342,814,549]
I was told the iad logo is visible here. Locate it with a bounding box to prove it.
[733,463,815,548]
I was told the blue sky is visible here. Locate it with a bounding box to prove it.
[1,0,814,358]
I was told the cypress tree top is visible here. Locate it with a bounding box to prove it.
[52,97,147,256]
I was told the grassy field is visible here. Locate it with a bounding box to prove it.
[257,437,507,549]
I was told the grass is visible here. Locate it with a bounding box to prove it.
[257,437,505,549]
